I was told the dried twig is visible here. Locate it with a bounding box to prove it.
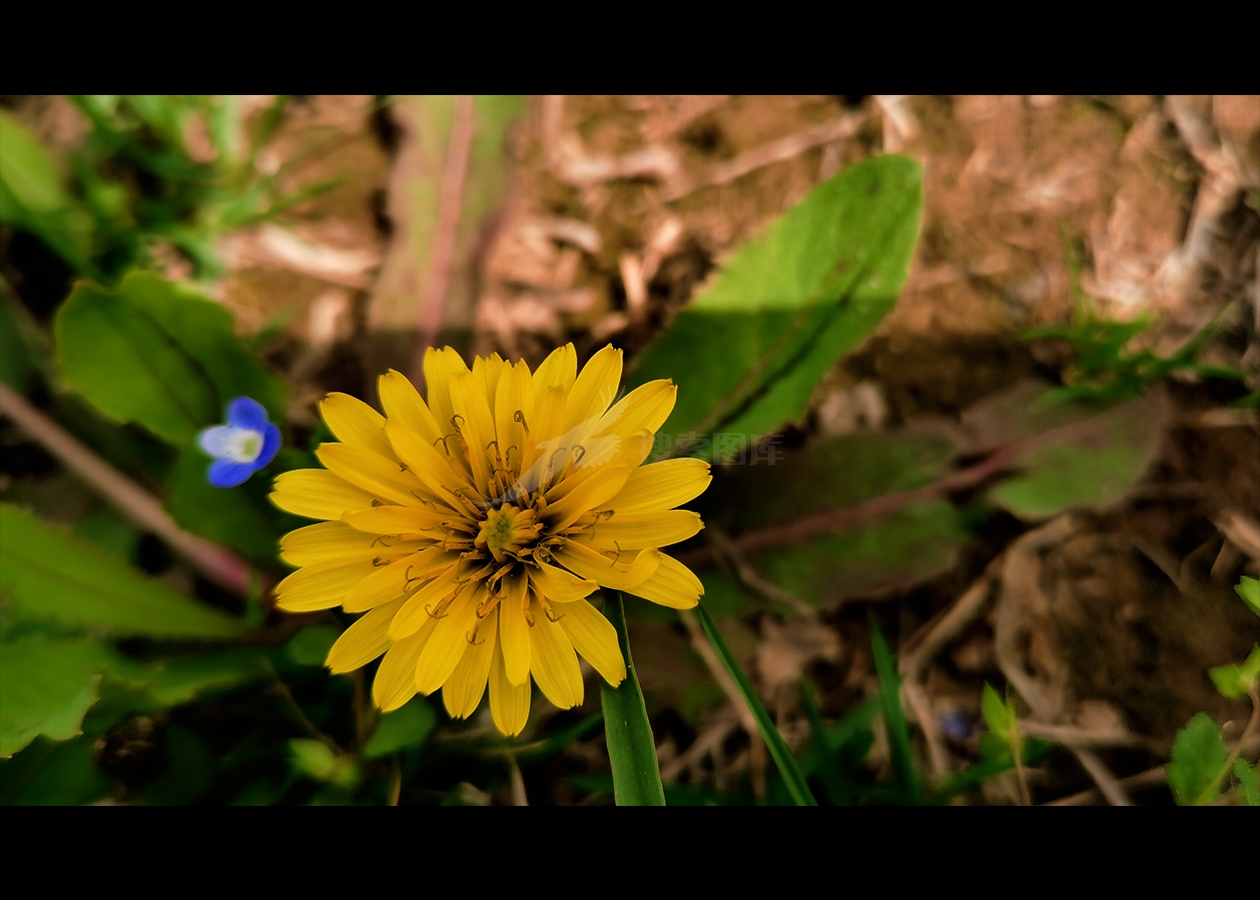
[705,527,817,619]
[1043,765,1168,807]
[0,383,255,595]
[410,94,476,389]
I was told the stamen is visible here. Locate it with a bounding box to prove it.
[513,410,530,434]
[371,556,389,567]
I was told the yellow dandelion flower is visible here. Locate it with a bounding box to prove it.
[270,344,711,736]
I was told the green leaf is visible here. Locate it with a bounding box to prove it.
[0,635,110,757]
[692,600,817,805]
[1209,645,1260,699]
[288,738,360,789]
[362,699,437,759]
[0,504,245,638]
[1166,713,1229,806]
[800,677,846,805]
[1236,576,1260,617]
[55,271,286,446]
[869,618,918,798]
[0,110,94,273]
[1233,759,1259,806]
[628,155,922,460]
[0,736,111,805]
[286,625,340,668]
[599,591,666,806]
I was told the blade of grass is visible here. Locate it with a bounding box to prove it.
[800,676,846,805]
[869,616,919,799]
[599,591,666,806]
[694,601,818,806]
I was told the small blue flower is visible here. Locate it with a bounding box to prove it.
[196,397,282,488]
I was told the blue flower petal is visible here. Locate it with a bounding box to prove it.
[257,423,282,469]
[208,457,258,488]
[226,396,270,432]
[197,425,237,458]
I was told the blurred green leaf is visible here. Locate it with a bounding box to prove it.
[800,677,846,805]
[693,601,817,805]
[0,293,52,393]
[981,682,1019,742]
[0,635,110,757]
[869,618,918,798]
[362,699,437,759]
[286,625,340,668]
[289,738,360,789]
[166,445,287,565]
[986,390,1167,521]
[0,110,94,273]
[0,735,110,805]
[1166,713,1229,806]
[0,504,245,638]
[1208,645,1260,699]
[629,155,922,461]
[1234,759,1259,806]
[599,591,666,806]
[137,725,216,805]
[55,271,286,445]
[1236,576,1260,617]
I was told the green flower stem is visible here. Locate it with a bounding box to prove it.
[599,591,666,806]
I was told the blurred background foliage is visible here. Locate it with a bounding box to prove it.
[1,95,1257,806]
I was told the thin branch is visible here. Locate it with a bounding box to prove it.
[0,383,256,595]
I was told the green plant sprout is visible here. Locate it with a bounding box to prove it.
[1165,579,1260,806]
[1020,225,1249,407]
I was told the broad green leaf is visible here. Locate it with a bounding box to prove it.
[869,618,918,798]
[166,445,287,565]
[692,601,817,806]
[0,504,245,638]
[55,271,286,445]
[599,591,666,806]
[362,699,437,759]
[0,110,94,273]
[1234,759,1259,806]
[0,736,111,805]
[1236,576,1260,617]
[0,635,110,757]
[1166,713,1229,806]
[628,155,922,461]
[982,389,1167,521]
[1208,645,1260,699]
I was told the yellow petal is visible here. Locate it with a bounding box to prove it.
[326,596,407,673]
[624,552,704,609]
[607,457,711,514]
[372,621,436,711]
[540,465,630,531]
[489,636,531,736]
[316,442,429,507]
[341,505,451,536]
[518,386,569,478]
[596,379,676,439]
[271,469,376,521]
[274,557,375,612]
[533,343,577,391]
[442,605,497,719]
[449,370,496,493]
[384,419,472,509]
[379,369,443,444]
[423,346,470,441]
[493,359,534,476]
[565,344,622,431]
[499,572,531,685]
[343,547,456,613]
[473,352,509,407]
[556,598,626,687]
[388,564,461,639]
[527,559,599,603]
[528,592,584,709]
[280,521,388,567]
[320,392,397,461]
[552,542,661,590]
[414,582,484,695]
[578,510,704,550]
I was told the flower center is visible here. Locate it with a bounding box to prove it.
[475,504,542,563]
[224,428,263,463]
